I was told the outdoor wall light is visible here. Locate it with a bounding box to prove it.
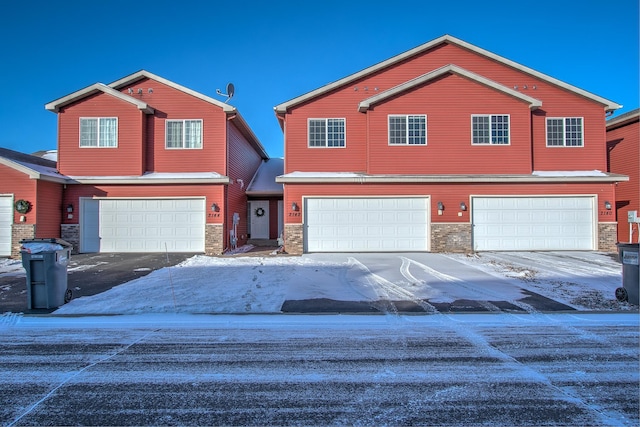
[211,203,219,212]
[437,201,445,211]
[291,202,299,211]
[604,201,612,210]
[460,202,467,211]
[66,204,73,213]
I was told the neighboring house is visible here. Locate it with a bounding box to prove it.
[274,34,627,254]
[245,158,284,243]
[607,109,639,243]
[0,148,66,257]
[45,70,270,255]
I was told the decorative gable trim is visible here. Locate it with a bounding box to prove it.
[45,83,154,114]
[108,70,236,113]
[274,34,621,114]
[358,64,542,112]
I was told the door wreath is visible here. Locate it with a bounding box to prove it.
[255,207,265,217]
[14,199,31,214]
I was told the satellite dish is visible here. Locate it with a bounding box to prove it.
[215,82,235,103]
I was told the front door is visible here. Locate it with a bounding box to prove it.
[250,201,269,239]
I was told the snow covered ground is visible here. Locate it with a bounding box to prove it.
[0,249,631,315]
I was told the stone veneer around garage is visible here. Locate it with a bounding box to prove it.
[10,223,36,258]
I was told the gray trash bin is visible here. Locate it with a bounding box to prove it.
[20,238,73,309]
[615,243,639,305]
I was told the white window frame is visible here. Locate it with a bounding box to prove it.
[79,117,118,148]
[165,119,203,149]
[546,117,584,147]
[471,114,510,145]
[388,115,427,145]
[307,118,346,148]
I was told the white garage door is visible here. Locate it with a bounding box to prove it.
[0,196,12,256]
[305,197,430,252]
[82,198,205,253]
[472,196,595,251]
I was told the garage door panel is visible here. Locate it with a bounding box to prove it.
[305,197,429,252]
[0,196,12,256]
[473,197,594,251]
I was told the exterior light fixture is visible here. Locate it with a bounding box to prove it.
[604,201,612,210]
[460,202,467,211]
[66,204,73,213]
[437,201,444,211]
[211,203,219,212]
[291,202,298,211]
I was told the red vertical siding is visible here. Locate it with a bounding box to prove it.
[226,121,264,248]
[35,180,63,238]
[608,118,640,242]
[57,92,144,176]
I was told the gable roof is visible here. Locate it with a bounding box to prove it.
[246,158,284,196]
[358,64,542,112]
[607,108,639,130]
[45,83,155,113]
[0,147,68,183]
[274,34,621,114]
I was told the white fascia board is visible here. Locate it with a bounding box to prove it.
[274,34,621,113]
[358,64,542,112]
[0,158,69,184]
[276,172,628,184]
[108,70,236,113]
[67,175,232,185]
[45,83,154,114]
[606,108,640,130]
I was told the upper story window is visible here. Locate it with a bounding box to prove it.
[166,119,203,149]
[308,118,345,148]
[471,115,510,145]
[389,115,427,145]
[80,117,117,148]
[546,117,583,147]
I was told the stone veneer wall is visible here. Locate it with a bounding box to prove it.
[61,224,80,254]
[10,224,36,258]
[598,223,617,252]
[205,224,224,255]
[431,223,472,253]
[284,224,304,255]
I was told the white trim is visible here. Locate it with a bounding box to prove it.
[359,65,542,113]
[388,114,427,146]
[545,117,584,147]
[79,117,119,148]
[275,35,620,113]
[470,114,511,145]
[165,119,204,149]
[307,118,346,148]
[46,83,154,114]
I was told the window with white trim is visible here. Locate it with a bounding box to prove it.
[388,115,427,145]
[546,117,583,147]
[166,119,203,149]
[80,117,118,147]
[308,118,345,147]
[471,115,510,145]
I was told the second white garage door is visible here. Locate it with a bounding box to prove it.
[81,198,205,253]
[0,196,12,256]
[472,196,596,251]
[305,197,430,252]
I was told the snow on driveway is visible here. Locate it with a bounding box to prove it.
[16,250,626,315]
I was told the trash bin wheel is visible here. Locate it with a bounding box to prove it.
[64,289,73,304]
[615,287,628,302]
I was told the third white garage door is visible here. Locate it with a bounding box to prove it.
[81,198,205,253]
[305,197,429,252]
[472,196,596,251]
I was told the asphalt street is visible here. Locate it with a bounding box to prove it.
[1,313,638,426]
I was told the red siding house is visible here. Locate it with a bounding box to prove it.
[274,35,627,254]
[0,148,65,257]
[45,70,270,255]
[607,109,639,243]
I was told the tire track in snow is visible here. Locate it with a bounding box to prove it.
[347,257,438,314]
[399,257,528,313]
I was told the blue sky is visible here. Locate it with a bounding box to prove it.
[0,0,637,159]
